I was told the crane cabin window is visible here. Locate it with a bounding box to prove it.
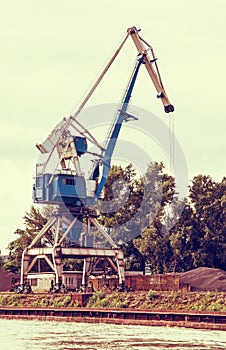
[62,178,76,186]
[36,176,43,188]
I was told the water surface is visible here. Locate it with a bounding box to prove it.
[0,319,225,350]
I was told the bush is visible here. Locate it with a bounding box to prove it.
[86,291,129,309]
[86,290,106,307]
[146,289,158,301]
[207,301,225,312]
[110,294,129,308]
[40,298,49,307]
[57,296,72,307]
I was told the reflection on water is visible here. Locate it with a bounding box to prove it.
[0,319,225,350]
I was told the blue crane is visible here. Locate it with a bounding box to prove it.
[33,26,174,213]
[33,55,144,211]
[19,27,174,294]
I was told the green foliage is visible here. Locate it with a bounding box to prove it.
[168,201,202,272]
[188,175,226,270]
[86,290,129,308]
[6,205,56,273]
[109,294,129,308]
[0,295,10,306]
[4,163,226,276]
[85,290,226,312]
[133,162,177,274]
[135,172,226,273]
[55,295,72,307]
[146,289,158,301]
[0,291,226,311]
[86,290,106,307]
[40,297,49,307]
[0,294,21,306]
[63,258,83,271]
[123,240,145,271]
[2,260,19,274]
[96,163,145,245]
[206,301,225,312]
[0,294,79,308]
[38,295,77,308]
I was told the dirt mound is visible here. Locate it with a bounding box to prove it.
[0,268,19,292]
[178,267,226,291]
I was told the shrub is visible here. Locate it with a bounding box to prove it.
[146,289,158,301]
[86,290,106,307]
[39,298,49,307]
[207,301,226,312]
[86,291,129,309]
[57,296,72,307]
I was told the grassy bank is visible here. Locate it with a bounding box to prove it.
[0,293,79,308]
[0,290,226,312]
[86,290,226,312]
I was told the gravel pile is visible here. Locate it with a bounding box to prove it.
[179,267,226,291]
[0,268,19,291]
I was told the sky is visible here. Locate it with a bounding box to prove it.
[0,0,225,254]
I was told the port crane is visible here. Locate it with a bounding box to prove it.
[19,26,174,293]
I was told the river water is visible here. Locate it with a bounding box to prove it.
[0,319,225,350]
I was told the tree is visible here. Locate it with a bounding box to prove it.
[168,175,226,272]
[168,201,202,271]
[6,205,54,273]
[122,240,145,271]
[7,205,88,273]
[133,162,178,273]
[189,175,226,269]
[6,166,225,275]
[96,163,144,244]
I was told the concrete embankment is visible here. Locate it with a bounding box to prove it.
[0,306,226,331]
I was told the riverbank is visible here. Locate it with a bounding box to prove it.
[0,290,226,311]
[86,290,226,312]
[0,306,226,331]
[0,291,226,330]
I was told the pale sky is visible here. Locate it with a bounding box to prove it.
[0,0,225,253]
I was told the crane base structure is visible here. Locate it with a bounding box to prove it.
[19,207,125,293]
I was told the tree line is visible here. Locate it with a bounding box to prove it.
[1,162,225,274]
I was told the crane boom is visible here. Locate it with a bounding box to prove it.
[127,26,174,113]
